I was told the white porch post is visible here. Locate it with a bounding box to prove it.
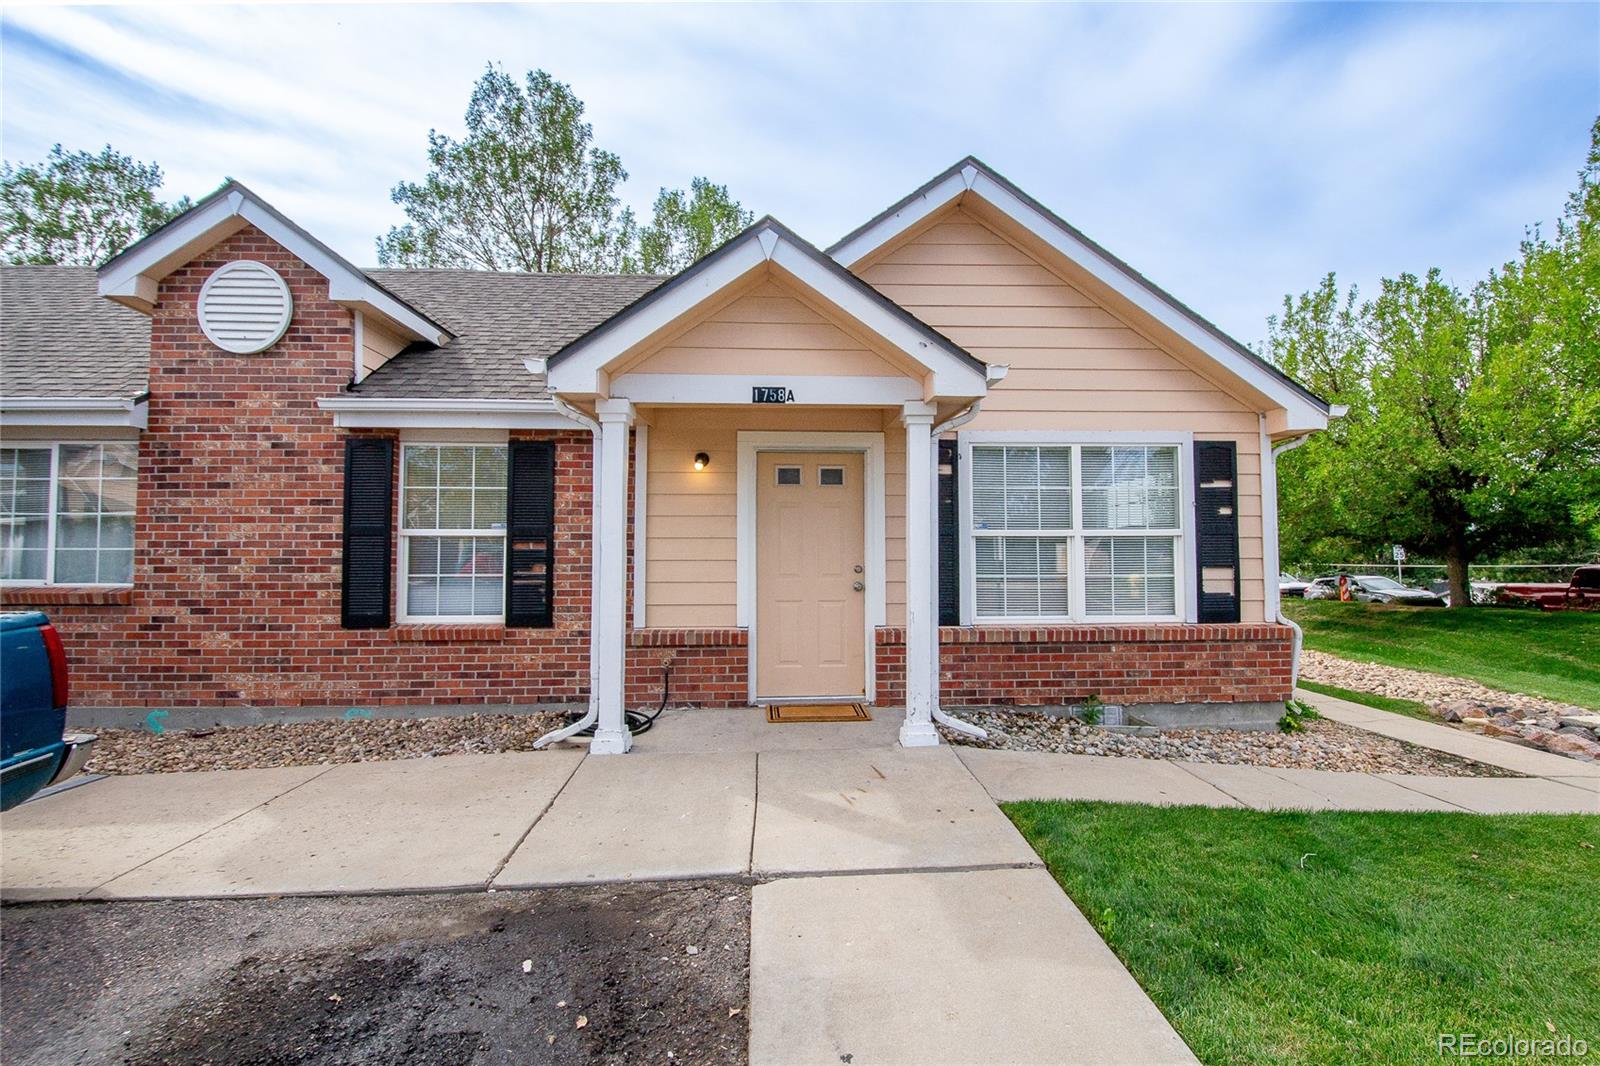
[592,398,634,754]
[900,401,940,747]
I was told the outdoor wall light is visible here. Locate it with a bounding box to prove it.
[693,452,710,471]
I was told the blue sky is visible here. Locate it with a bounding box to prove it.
[3,3,1596,343]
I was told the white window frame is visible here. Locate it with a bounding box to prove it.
[397,441,509,624]
[958,431,1196,625]
[0,440,138,588]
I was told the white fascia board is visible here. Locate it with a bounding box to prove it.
[1,397,148,429]
[830,170,968,268]
[98,190,449,345]
[546,239,770,394]
[767,241,985,398]
[316,397,579,430]
[610,373,923,406]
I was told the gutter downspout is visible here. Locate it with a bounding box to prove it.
[1263,416,1314,692]
[532,392,604,749]
[926,400,988,740]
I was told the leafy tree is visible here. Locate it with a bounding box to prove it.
[1,145,191,266]
[1268,118,1600,606]
[636,177,754,273]
[378,66,637,273]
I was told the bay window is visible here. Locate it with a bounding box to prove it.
[967,439,1185,622]
[1,442,137,585]
[400,444,507,621]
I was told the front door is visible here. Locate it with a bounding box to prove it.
[755,451,866,700]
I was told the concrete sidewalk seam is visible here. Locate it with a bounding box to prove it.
[483,750,589,887]
[747,751,760,875]
[1170,761,1257,809]
[82,764,339,900]
[1370,772,1476,811]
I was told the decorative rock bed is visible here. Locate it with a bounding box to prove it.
[1300,650,1600,762]
[938,708,1517,777]
[84,711,572,775]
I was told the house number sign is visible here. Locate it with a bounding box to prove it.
[751,386,796,404]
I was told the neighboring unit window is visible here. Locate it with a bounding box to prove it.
[401,444,507,620]
[0,443,137,585]
[968,442,1181,622]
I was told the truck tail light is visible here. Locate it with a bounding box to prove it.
[39,623,69,709]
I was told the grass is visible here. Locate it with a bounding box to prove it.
[1295,678,1435,722]
[1006,801,1600,1065]
[1285,599,1600,710]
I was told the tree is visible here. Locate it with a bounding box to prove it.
[377,66,637,273]
[1,145,191,265]
[636,177,754,273]
[1267,118,1600,606]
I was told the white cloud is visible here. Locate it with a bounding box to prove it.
[2,2,1594,338]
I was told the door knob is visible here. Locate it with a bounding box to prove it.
[853,581,865,592]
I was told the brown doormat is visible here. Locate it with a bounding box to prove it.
[765,703,872,723]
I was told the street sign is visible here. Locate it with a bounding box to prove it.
[1392,545,1406,562]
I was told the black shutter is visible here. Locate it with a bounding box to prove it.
[1194,440,1240,623]
[937,439,959,626]
[341,437,393,629]
[506,440,556,628]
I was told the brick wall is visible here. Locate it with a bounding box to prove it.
[875,624,1295,707]
[4,226,595,710]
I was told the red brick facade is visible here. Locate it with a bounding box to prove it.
[6,225,1295,716]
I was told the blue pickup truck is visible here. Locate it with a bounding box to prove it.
[1,611,95,810]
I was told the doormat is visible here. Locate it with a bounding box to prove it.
[765,703,872,724]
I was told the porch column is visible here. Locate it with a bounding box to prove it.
[900,401,940,747]
[592,398,634,755]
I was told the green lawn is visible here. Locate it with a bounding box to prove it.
[1286,599,1600,709]
[1295,678,1434,721]
[1007,802,1600,1065]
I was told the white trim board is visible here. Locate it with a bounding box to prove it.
[632,421,649,630]
[1,398,148,430]
[831,161,1329,433]
[318,397,579,431]
[736,430,886,705]
[610,373,923,406]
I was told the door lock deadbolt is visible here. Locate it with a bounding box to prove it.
[853,564,864,574]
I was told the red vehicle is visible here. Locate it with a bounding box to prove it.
[1498,566,1600,610]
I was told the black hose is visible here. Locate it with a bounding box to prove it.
[566,661,671,737]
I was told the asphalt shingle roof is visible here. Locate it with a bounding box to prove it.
[354,270,667,399]
[0,265,666,404]
[1,265,150,401]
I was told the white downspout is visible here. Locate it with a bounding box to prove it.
[532,393,603,748]
[926,400,988,740]
[1263,416,1313,691]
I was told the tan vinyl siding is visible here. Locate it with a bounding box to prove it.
[618,279,907,379]
[360,319,408,377]
[644,407,905,628]
[861,207,1270,621]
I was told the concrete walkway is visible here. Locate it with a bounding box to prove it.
[3,701,1595,1065]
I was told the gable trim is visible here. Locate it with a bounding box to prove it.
[544,217,988,399]
[830,158,1330,431]
[98,181,452,346]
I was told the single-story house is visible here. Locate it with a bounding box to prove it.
[0,158,1333,753]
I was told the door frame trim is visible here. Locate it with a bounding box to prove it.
[737,430,885,705]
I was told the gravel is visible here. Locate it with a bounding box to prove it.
[938,709,1518,777]
[84,712,573,775]
[1300,650,1590,719]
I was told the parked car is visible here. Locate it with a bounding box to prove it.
[1305,574,1448,607]
[1,612,95,811]
[1279,573,1311,598]
[1497,566,1600,610]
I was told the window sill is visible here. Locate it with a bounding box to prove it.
[391,623,506,643]
[0,585,133,607]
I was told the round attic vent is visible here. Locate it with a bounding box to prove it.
[196,261,293,354]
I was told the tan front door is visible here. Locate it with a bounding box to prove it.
[755,451,867,700]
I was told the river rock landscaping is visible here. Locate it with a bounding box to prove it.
[1301,650,1600,762]
[83,712,572,775]
[938,708,1516,777]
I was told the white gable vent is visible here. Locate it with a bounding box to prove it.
[196,261,293,354]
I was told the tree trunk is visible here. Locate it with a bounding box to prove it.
[1443,532,1471,609]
